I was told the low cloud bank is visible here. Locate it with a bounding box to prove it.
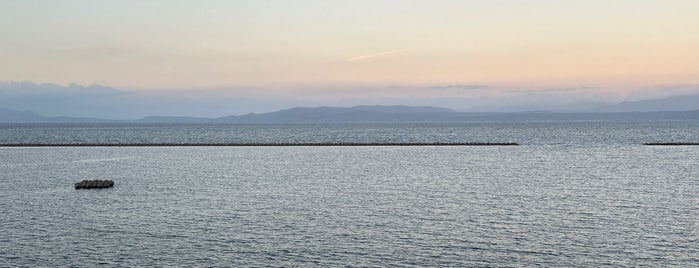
[1,82,699,119]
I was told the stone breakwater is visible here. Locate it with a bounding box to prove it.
[75,180,114,189]
[644,142,699,146]
[0,142,519,147]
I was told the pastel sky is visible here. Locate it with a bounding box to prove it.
[2,0,699,99]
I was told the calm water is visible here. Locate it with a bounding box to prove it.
[1,121,698,145]
[1,122,698,266]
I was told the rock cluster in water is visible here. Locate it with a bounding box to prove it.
[74,179,114,189]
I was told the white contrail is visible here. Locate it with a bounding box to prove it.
[347,49,409,62]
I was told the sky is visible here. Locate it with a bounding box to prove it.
[1,1,699,116]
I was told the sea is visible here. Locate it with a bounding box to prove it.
[0,122,697,267]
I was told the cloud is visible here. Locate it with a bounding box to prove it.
[429,84,488,90]
[505,86,597,94]
[347,49,409,62]
[0,82,269,119]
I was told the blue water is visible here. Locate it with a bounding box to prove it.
[1,122,698,266]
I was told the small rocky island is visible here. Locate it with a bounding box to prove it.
[74,179,114,189]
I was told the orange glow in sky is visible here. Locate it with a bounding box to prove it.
[1,0,698,97]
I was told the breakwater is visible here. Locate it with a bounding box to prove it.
[0,142,519,147]
[644,142,699,146]
[74,180,114,189]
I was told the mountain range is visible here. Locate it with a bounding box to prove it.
[2,105,699,123]
[598,95,699,112]
[3,82,699,119]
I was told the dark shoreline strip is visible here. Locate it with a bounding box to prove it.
[0,142,518,147]
[644,142,699,146]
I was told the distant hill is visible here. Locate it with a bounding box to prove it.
[218,105,458,123]
[349,105,454,113]
[0,108,109,123]
[0,108,46,122]
[601,95,699,112]
[206,106,699,123]
[2,105,699,123]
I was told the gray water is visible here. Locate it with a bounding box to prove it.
[1,122,698,266]
[1,121,698,145]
